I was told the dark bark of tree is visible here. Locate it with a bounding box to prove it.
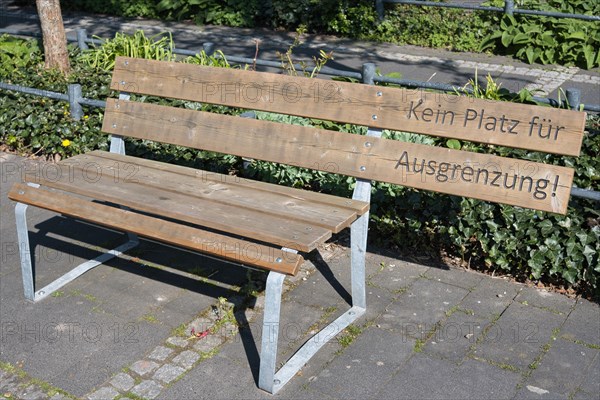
[36,0,70,75]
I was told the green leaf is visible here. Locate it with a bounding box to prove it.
[497,257,509,269]
[523,24,543,35]
[557,217,572,229]
[479,31,502,51]
[485,220,500,233]
[544,237,559,250]
[513,33,531,44]
[566,31,586,40]
[525,48,536,64]
[493,230,508,242]
[501,31,513,47]
[562,268,578,284]
[582,245,595,265]
[528,250,545,279]
[543,49,556,64]
[576,232,589,245]
[500,14,517,30]
[539,219,554,236]
[446,139,461,150]
[541,33,556,47]
[582,45,596,70]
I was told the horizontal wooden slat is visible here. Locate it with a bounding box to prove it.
[23,160,331,252]
[82,151,369,215]
[110,57,585,156]
[102,99,574,214]
[57,151,362,233]
[8,184,303,275]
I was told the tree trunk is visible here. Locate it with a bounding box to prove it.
[36,0,70,75]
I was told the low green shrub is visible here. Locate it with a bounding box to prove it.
[62,0,260,27]
[61,0,161,19]
[0,35,42,77]
[156,0,260,27]
[368,5,493,52]
[480,0,600,69]
[79,30,176,71]
[448,196,599,285]
[0,32,231,160]
[0,35,110,159]
[0,94,106,159]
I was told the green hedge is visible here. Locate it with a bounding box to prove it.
[1,33,598,297]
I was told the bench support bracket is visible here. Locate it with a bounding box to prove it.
[258,123,378,393]
[258,213,368,394]
[15,201,139,302]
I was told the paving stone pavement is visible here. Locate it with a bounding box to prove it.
[1,6,599,398]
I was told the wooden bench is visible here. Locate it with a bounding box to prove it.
[8,56,586,393]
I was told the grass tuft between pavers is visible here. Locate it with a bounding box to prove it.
[171,323,187,337]
[527,327,561,373]
[412,321,442,353]
[414,338,426,353]
[121,391,145,400]
[336,324,363,353]
[140,313,160,324]
[562,337,600,350]
[470,356,520,373]
[0,361,76,399]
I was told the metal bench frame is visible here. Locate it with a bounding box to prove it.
[258,127,381,393]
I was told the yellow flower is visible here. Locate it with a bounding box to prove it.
[83,115,89,119]
[62,139,71,147]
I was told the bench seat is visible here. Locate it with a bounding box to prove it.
[9,150,369,275]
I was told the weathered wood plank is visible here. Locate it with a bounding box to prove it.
[102,99,575,214]
[80,150,369,215]
[8,184,303,275]
[56,151,359,233]
[23,160,332,252]
[110,57,585,156]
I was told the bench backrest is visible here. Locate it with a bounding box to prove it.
[103,57,586,214]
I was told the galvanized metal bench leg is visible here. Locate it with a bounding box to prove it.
[258,214,368,394]
[258,271,286,393]
[350,212,368,309]
[14,201,139,302]
[109,105,139,246]
[15,202,35,300]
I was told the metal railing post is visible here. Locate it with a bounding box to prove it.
[504,0,514,16]
[203,42,215,56]
[566,88,581,111]
[76,28,89,50]
[375,0,385,21]
[362,62,376,85]
[68,84,83,121]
